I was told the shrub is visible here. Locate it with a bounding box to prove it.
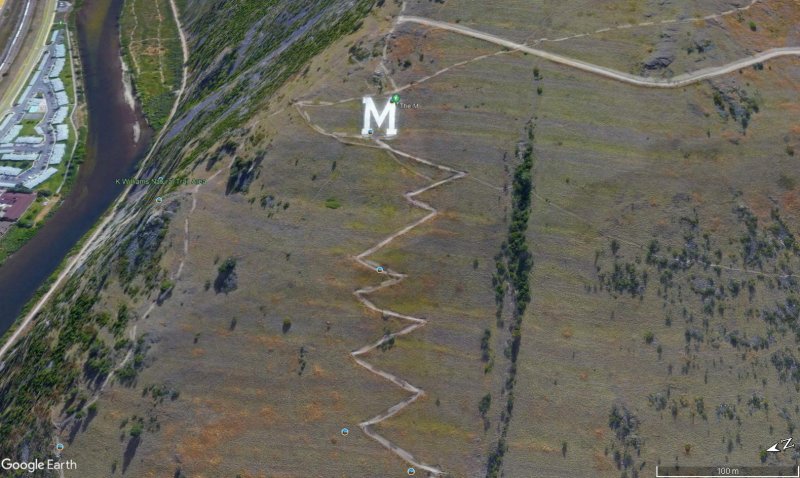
[478,393,492,417]
[129,422,143,438]
[214,257,238,293]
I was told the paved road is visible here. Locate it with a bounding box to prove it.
[0,0,33,74]
[398,15,800,88]
[0,0,57,116]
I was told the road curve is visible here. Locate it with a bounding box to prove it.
[398,15,800,88]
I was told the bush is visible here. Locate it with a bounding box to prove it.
[478,393,491,417]
[129,422,143,438]
[160,279,174,293]
[214,257,238,293]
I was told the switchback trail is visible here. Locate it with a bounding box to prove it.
[294,98,461,475]
[290,4,795,474]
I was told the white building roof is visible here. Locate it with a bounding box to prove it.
[49,59,65,78]
[0,166,23,176]
[49,143,67,164]
[0,114,13,132]
[1,126,22,143]
[15,136,44,144]
[54,44,66,58]
[56,125,69,142]
[2,152,39,161]
[23,167,58,188]
[56,91,69,106]
[50,78,65,92]
[52,106,68,124]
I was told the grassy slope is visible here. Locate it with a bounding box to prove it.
[1,0,798,476]
[502,44,800,478]
[0,0,383,471]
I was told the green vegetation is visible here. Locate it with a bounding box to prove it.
[325,197,341,209]
[19,118,40,136]
[119,0,183,130]
[644,331,654,344]
[129,421,143,437]
[486,126,534,478]
[608,405,642,471]
[226,152,264,194]
[478,393,491,417]
[214,257,238,293]
[171,0,377,178]
[117,212,171,291]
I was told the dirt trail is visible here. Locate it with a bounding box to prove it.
[128,0,140,76]
[10,0,792,472]
[175,166,227,280]
[398,14,800,88]
[289,3,788,474]
[296,97,458,475]
[525,0,761,44]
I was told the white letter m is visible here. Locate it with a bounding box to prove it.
[362,97,397,136]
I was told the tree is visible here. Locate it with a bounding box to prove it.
[478,393,492,417]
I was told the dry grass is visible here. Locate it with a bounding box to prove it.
[59,1,800,477]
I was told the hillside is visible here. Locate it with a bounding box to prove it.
[0,0,799,477]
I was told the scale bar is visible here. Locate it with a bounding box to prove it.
[656,466,800,478]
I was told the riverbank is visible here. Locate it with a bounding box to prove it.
[119,0,182,131]
[0,13,87,265]
[0,0,152,334]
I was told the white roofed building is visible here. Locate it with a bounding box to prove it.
[50,78,65,92]
[52,106,68,124]
[2,152,39,161]
[56,92,69,107]
[0,166,23,176]
[14,136,44,144]
[23,167,58,188]
[56,125,69,142]
[49,144,67,165]
[49,59,65,78]
[1,126,22,143]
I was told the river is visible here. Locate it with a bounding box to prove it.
[0,0,151,331]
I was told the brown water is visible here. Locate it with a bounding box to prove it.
[0,0,152,330]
